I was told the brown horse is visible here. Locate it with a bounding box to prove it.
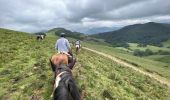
[50,54,68,68]
[50,53,80,100]
[50,53,76,71]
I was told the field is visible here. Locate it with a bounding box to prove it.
[0,28,59,99]
[163,39,170,48]
[0,28,170,99]
[145,55,170,64]
[127,43,170,52]
[83,42,170,80]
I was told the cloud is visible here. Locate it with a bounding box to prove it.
[0,0,170,32]
[64,0,148,22]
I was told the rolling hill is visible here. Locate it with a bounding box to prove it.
[47,27,86,40]
[1,28,170,99]
[92,22,170,47]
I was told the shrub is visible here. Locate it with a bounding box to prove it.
[157,50,170,55]
[133,49,144,57]
[145,49,154,56]
[133,49,154,57]
[137,43,147,47]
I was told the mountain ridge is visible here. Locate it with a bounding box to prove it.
[85,26,121,34]
[92,22,170,46]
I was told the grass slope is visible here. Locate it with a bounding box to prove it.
[83,42,170,80]
[128,43,170,52]
[0,29,56,99]
[0,28,170,99]
[162,39,170,48]
[75,49,170,99]
[145,55,170,64]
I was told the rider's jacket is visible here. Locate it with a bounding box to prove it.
[55,37,70,53]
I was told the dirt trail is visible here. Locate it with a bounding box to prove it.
[83,47,170,89]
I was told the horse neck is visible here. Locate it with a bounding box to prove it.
[55,65,71,75]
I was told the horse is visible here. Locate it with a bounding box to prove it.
[36,34,46,41]
[50,53,81,100]
[75,41,81,54]
[76,44,81,54]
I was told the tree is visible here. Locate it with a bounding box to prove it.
[145,49,153,56]
[133,49,144,57]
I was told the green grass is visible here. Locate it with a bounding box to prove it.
[75,49,170,99]
[83,42,170,80]
[145,55,170,64]
[128,43,170,52]
[0,29,55,99]
[1,28,170,99]
[162,39,170,48]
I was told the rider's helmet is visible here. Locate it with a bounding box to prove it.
[60,33,65,37]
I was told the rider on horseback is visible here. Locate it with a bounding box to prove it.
[55,33,71,55]
[55,33,76,69]
[75,40,81,54]
[75,40,81,48]
[50,33,80,99]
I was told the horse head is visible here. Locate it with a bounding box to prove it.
[50,54,80,100]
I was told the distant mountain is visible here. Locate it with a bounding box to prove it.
[92,22,170,47]
[85,27,121,34]
[47,28,86,40]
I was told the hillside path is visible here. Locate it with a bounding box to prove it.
[83,47,170,89]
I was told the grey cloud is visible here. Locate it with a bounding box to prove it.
[0,0,170,32]
[65,0,148,22]
[79,0,170,21]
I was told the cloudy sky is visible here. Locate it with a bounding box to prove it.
[0,0,170,33]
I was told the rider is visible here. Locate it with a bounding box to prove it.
[55,33,75,69]
[75,40,81,48]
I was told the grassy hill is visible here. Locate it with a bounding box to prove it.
[127,43,170,52]
[92,22,170,47]
[163,39,170,48]
[83,42,170,80]
[0,28,170,99]
[0,28,56,99]
[46,28,86,40]
[145,55,170,64]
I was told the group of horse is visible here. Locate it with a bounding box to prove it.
[35,33,81,99]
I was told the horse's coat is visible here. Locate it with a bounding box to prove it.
[51,54,68,68]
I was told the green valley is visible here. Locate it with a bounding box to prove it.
[0,28,170,100]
